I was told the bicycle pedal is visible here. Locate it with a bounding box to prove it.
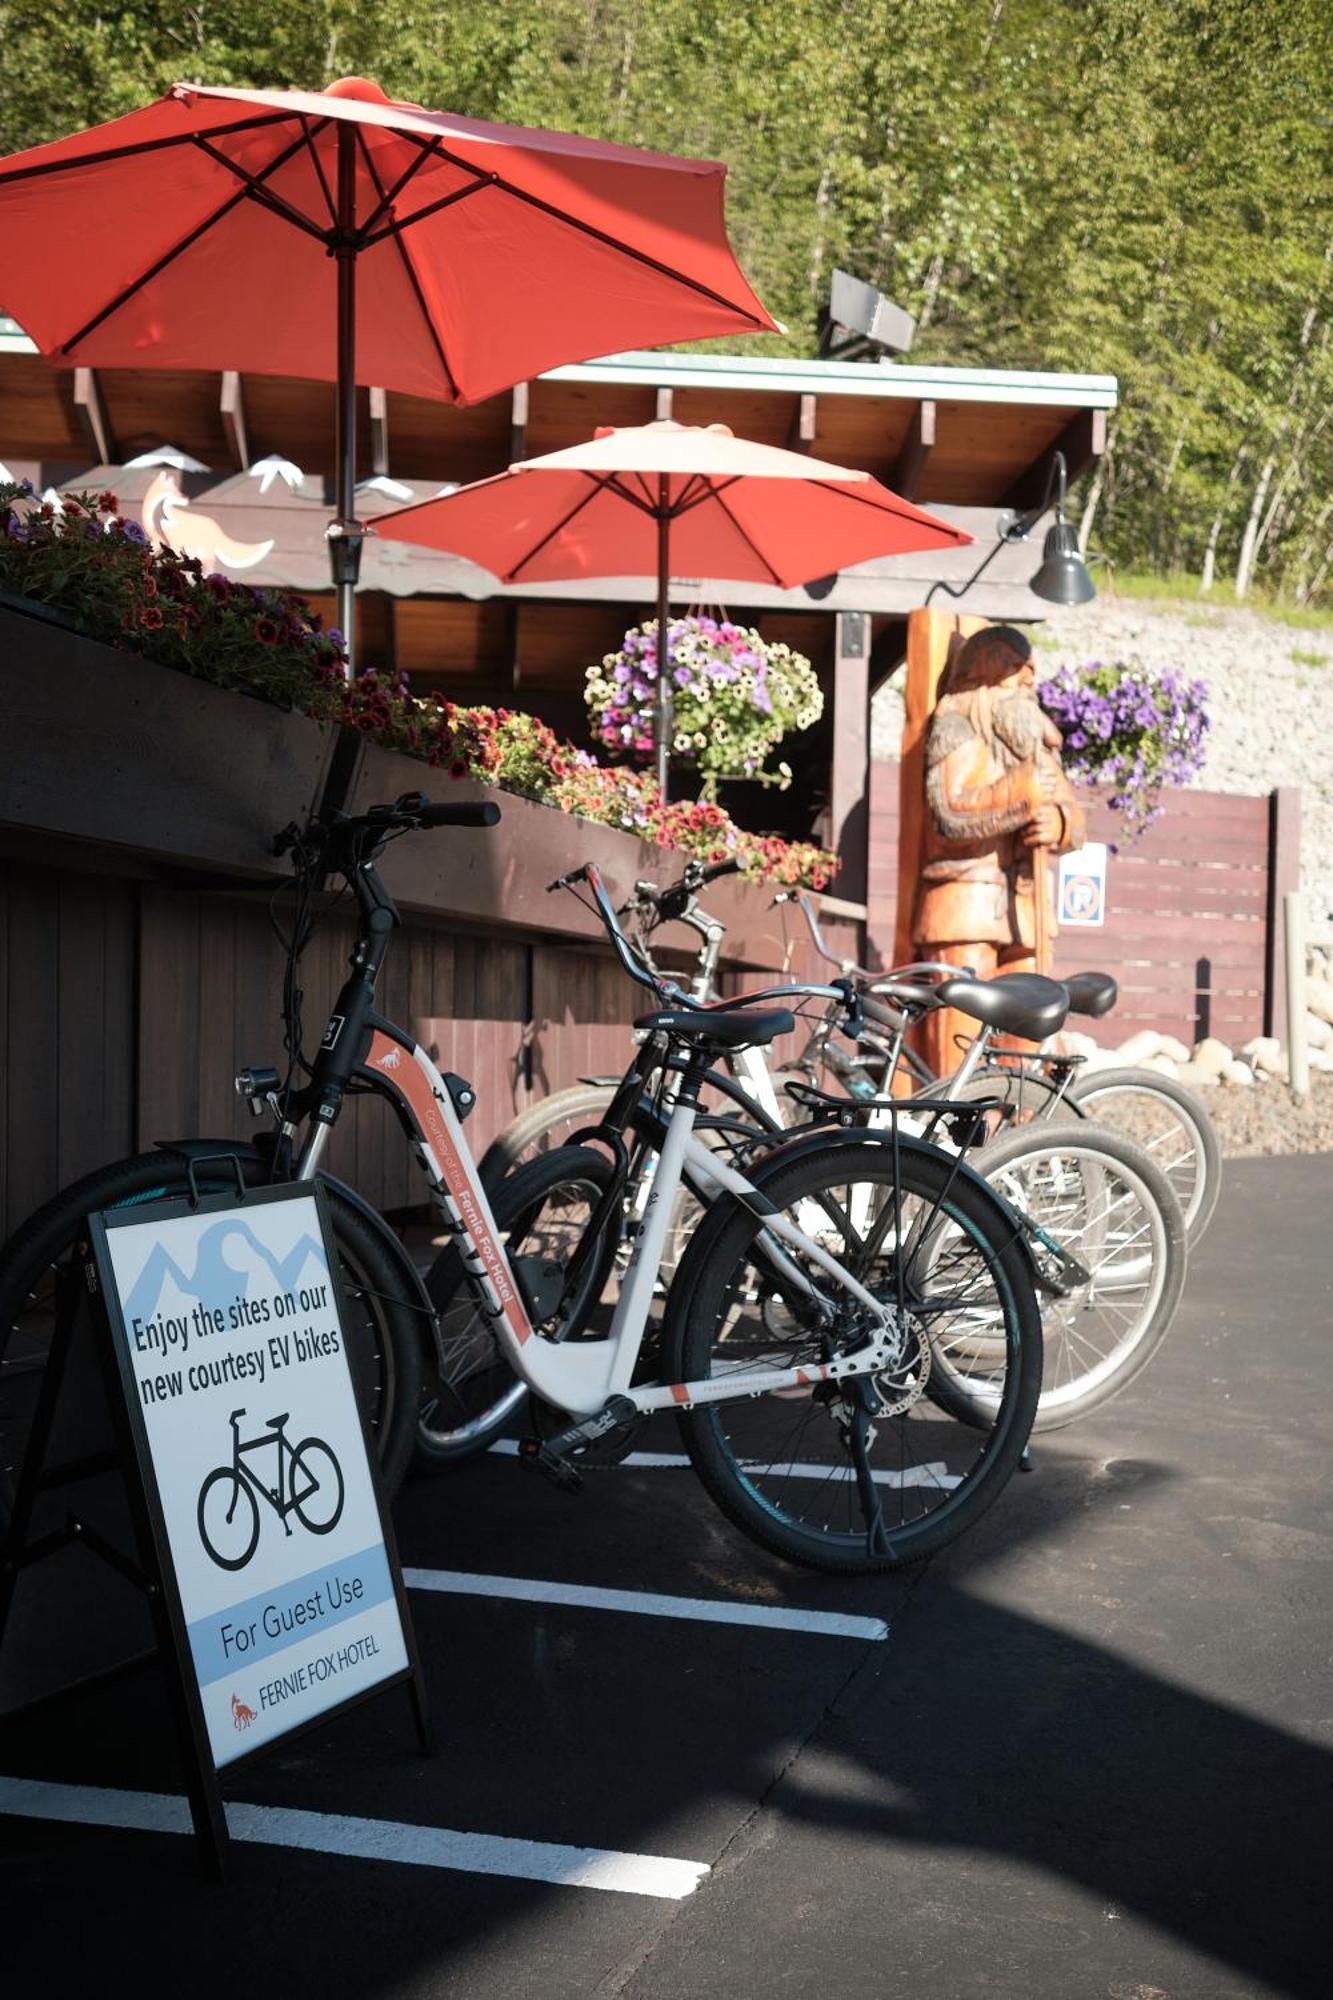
[517,1435,584,1494]
[518,1396,638,1494]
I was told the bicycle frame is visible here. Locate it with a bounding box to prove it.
[230,1411,315,1519]
[298,1020,900,1421]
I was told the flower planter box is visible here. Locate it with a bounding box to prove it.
[0,613,861,1239]
[345,739,800,966]
[0,599,333,879]
[1,604,804,966]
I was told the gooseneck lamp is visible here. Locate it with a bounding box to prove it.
[924,450,1096,609]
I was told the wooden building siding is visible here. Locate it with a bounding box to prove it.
[866,761,1279,1046]
[0,610,861,1238]
[0,859,855,1238]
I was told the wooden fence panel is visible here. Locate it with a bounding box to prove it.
[866,765,1277,1046]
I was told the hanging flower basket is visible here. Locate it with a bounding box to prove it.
[584,614,824,799]
[1038,660,1210,841]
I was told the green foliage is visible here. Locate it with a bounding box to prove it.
[2,0,1332,598]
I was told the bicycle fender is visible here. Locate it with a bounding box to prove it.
[152,1139,442,1362]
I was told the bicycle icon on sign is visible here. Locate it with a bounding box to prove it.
[196,1408,344,1572]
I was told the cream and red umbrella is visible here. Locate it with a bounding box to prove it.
[379,419,972,790]
[0,77,778,666]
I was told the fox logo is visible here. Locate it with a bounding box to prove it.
[231,1693,257,1730]
[374,1047,403,1071]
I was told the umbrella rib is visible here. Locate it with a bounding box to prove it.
[673,474,734,517]
[362,177,492,248]
[601,473,659,519]
[507,475,610,580]
[354,126,460,401]
[298,115,338,227]
[56,123,319,356]
[0,109,296,188]
[391,129,770,327]
[804,477,965,536]
[191,134,331,243]
[358,136,449,240]
[708,488,784,584]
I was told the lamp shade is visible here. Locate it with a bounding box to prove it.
[1031,519,1096,605]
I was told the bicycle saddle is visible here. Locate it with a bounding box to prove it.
[1063,971,1118,1019]
[935,973,1069,1042]
[636,1006,795,1049]
[266,1412,290,1430]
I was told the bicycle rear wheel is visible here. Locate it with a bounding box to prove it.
[1066,1066,1220,1244]
[662,1137,1042,1574]
[478,1084,616,1193]
[933,1121,1188,1432]
[0,1151,422,1510]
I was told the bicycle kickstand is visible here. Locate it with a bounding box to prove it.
[847,1386,891,1562]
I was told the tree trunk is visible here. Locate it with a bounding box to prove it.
[1234,454,1276,599]
[1077,411,1118,554]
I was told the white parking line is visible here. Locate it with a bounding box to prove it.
[488,1438,961,1490]
[0,1776,709,1898]
[404,1568,889,1641]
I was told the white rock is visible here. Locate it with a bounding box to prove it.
[1156,1035,1192,1065]
[1242,1035,1284,1073]
[1192,1037,1234,1078]
[1306,977,1333,1026]
[1060,1030,1099,1060]
[1140,1052,1183,1077]
[1308,1047,1333,1072]
[1303,1011,1332,1050]
[1176,1061,1219,1089]
[1222,1058,1257,1087]
[1114,1030,1166,1065]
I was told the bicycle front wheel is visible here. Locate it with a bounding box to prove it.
[662,1137,1042,1574]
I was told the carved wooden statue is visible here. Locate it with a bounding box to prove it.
[911,623,1085,1073]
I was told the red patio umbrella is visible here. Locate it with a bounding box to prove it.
[0,77,777,667]
[378,420,972,791]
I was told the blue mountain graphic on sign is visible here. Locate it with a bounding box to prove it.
[121,1215,331,1325]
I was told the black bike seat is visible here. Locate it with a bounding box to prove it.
[1064,971,1119,1019]
[935,973,1069,1042]
[266,1412,290,1430]
[635,1006,795,1049]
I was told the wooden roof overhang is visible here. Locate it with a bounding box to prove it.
[0,322,1117,686]
[0,322,1115,511]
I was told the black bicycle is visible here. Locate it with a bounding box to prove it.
[196,1407,344,1571]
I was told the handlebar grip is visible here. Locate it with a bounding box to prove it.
[419,800,501,829]
[700,857,742,884]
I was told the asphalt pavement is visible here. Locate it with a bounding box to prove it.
[2,1153,1330,1998]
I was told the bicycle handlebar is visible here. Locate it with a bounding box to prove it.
[417,799,501,829]
[630,855,742,926]
[366,792,501,832]
[549,863,852,1018]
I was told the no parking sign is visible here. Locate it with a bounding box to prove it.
[1058,842,1109,927]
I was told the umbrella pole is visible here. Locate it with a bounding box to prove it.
[655,483,672,799]
[330,124,362,680]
